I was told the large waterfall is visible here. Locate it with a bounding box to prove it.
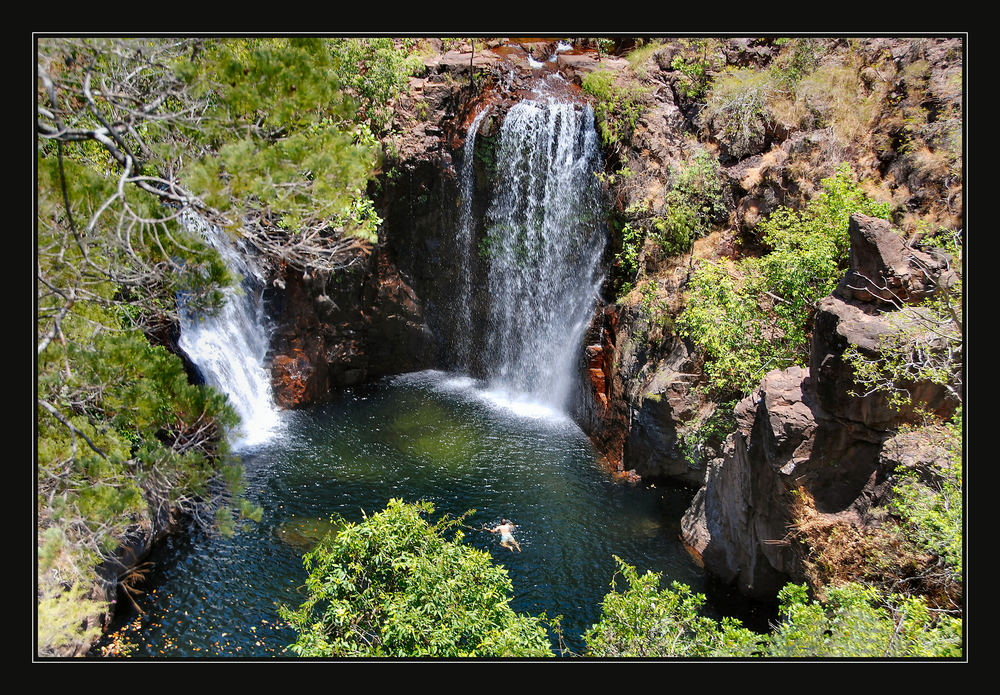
[468,92,606,416]
[178,215,283,448]
[453,106,492,372]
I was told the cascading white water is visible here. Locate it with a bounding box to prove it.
[477,93,606,415]
[178,215,283,448]
[453,106,492,372]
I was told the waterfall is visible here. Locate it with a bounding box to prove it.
[178,215,283,448]
[477,93,606,414]
[453,106,491,371]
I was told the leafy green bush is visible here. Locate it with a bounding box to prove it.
[327,38,425,136]
[668,38,720,100]
[584,559,962,658]
[769,38,821,89]
[653,149,725,254]
[766,582,961,658]
[280,499,554,658]
[679,400,737,469]
[889,413,963,579]
[614,221,644,297]
[678,164,891,396]
[581,69,648,149]
[583,557,762,657]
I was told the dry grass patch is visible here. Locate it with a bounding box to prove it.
[790,486,961,611]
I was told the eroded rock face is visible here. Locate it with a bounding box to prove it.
[680,215,958,598]
[572,303,632,476]
[269,247,435,407]
[682,367,813,597]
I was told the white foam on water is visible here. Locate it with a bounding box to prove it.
[476,388,568,422]
[401,370,570,424]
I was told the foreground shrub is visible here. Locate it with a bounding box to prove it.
[583,557,761,657]
[767,583,961,658]
[584,559,962,658]
[280,499,553,657]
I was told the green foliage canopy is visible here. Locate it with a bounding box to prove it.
[583,557,762,657]
[280,499,554,658]
[583,559,962,658]
[766,582,961,658]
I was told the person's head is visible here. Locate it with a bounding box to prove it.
[501,518,510,525]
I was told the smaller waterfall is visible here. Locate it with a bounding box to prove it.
[178,215,283,448]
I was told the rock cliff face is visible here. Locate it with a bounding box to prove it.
[576,37,962,489]
[268,247,436,407]
[679,214,959,598]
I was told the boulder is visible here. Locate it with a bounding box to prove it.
[836,213,948,306]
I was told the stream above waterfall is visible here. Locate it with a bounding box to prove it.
[95,370,775,657]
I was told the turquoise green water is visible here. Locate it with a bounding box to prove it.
[97,370,770,658]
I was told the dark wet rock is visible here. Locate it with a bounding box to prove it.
[269,247,435,407]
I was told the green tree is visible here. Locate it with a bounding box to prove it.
[36,36,415,654]
[583,557,762,657]
[280,499,554,658]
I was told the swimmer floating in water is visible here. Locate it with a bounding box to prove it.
[487,518,521,552]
